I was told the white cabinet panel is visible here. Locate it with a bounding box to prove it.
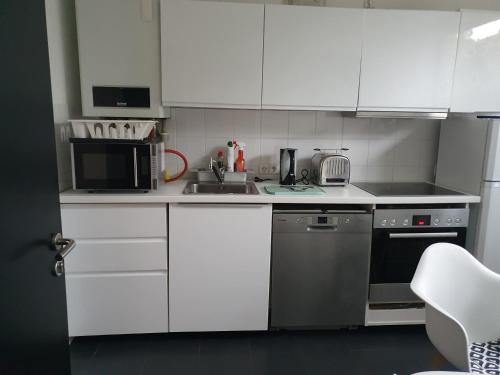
[451,10,500,112]
[161,0,264,108]
[262,5,363,111]
[66,273,168,336]
[64,239,167,273]
[169,204,272,332]
[358,9,460,111]
[61,204,167,238]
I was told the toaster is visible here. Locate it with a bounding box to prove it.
[311,149,350,186]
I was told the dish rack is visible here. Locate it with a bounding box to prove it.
[70,119,158,140]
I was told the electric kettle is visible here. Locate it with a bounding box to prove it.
[280,148,297,185]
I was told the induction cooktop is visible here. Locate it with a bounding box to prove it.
[352,182,465,197]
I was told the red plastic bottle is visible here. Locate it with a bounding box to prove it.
[235,144,246,172]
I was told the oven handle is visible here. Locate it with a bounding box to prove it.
[389,232,458,239]
[133,147,138,187]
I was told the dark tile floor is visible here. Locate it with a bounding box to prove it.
[70,326,458,375]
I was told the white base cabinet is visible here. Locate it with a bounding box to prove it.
[61,204,168,336]
[66,273,168,336]
[169,203,272,332]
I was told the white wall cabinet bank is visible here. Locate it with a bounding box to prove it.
[61,204,168,336]
[169,204,272,332]
[161,0,264,108]
[262,5,363,111]
[358,9,460,112]
[451,10,500,113]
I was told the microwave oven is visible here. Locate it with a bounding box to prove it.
[70,138,163,191]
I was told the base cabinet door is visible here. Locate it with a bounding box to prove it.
[169,204,272,332]
[66,273,168,336]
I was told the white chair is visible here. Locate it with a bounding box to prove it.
[411,243,500,374]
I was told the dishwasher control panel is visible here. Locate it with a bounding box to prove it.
[273,212,372,233]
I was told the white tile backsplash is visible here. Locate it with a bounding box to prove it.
[289,111,316,139]
[261,110,289,138]
[165,107,440,182]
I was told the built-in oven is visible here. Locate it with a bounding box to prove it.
[70,138,163,191]
[369,207,469,305]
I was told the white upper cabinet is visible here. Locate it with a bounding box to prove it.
[358,9,460,112]
[451,10,500,113]
[262,5,363,111]
[161,0,264,109]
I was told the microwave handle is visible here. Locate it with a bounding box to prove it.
[133,147,138,187]
[389,232,458,239]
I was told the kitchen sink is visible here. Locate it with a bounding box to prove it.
[183,181,260,195]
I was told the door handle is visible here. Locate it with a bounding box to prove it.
[388,232,458,239]
[133,147,138,187]
[51,233,76,277]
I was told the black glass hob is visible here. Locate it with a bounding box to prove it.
[352,182,465,196]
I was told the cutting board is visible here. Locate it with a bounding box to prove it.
[264,185,326,195]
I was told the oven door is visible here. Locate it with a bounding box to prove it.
[369,227,467,303]
[71,142,152,190]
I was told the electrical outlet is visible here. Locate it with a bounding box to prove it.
[259,165,269,174]
[270,165,278,174]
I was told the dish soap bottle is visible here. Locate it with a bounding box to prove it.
[227,141,235,172]
[235,142,246,172]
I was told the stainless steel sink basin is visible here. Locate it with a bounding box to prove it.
[183,182,259,195]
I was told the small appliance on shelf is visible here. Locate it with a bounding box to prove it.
[311,148,350,187]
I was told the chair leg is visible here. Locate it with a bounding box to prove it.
[431,351,447,370]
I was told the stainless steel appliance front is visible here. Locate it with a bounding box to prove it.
[271,207,372,329]
[370,208,469,304]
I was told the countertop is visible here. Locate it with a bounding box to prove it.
[59,181,481,205]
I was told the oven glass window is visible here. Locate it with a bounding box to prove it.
[370,228,467,284]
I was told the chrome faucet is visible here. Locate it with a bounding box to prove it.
[209,158,224,184]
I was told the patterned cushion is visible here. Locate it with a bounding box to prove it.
[469,339,500,374]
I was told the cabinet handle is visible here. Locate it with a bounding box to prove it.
[133,147,138,188]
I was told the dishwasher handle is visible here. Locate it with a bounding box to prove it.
[306,225,338,232]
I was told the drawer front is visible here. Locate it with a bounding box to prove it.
[66,273,168,336]
[61,204,167,238]
[65,239,167,273]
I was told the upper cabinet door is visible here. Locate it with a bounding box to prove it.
[161,0,264,109]
[262,5,363,111]
[451,11,500,113]
[358,9,460,112]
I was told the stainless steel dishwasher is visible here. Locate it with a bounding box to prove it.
[270,205,372,329]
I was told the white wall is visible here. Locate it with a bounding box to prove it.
[164,109,440,182]
[45,0,81,191]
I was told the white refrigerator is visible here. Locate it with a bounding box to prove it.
[436,117,500,273]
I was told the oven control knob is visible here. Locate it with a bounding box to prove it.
[434,218,440,224]
[455,218,462,223]
[381,219,387,226]
[447,218,453,223]
[403,219,409,226]
[390,219,396,226]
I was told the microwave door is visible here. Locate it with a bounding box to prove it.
[72,143,137,190]
[134,145,153,190]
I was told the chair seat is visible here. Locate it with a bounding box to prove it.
[469,339,500,374]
